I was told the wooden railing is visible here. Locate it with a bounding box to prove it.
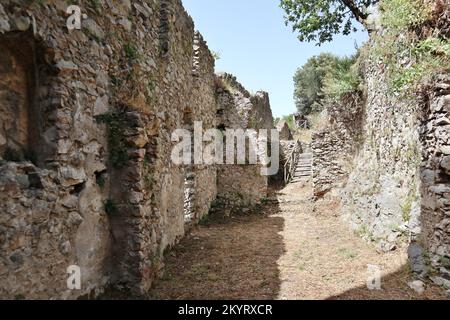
[284,140,303,183]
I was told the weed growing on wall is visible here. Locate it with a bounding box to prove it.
[95,111,129,168]
[373,0,450,93]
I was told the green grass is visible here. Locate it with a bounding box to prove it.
[372,0,449,93]
[381,0,431,31]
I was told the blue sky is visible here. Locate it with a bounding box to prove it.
[183,0,368,117]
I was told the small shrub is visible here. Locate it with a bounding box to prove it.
[439,256,450,268]
[401,192,418,222]
[87,0,102,13]
[211,50,221,60]
[373,0,449,93]
[95,112,129,168]
[323,62,361,100]
[381,0,432,31]
[124,42,139,61]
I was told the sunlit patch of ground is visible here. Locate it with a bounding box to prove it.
[149,183,448,300]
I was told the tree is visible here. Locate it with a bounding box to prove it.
[293,53,339,115]
[280,0,379,44]
[294,53,358,115]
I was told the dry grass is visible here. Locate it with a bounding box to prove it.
[149,183,448,300]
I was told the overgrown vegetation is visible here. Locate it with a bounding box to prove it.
[293,53,360,115]
[374,0,450,92]
[123,42,139,61]
[95,111,129,168]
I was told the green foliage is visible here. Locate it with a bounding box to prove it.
[275,114,296,130]
[95,112,129,168]
[391,38,450,90]
[87,0,102,13]
[401,192,418,222]
[280,0,377,44]
[123,42,139,60]
[440,257,450,268]
[372,0,449,93]
[323,55,362,100]
[211,50,221,60]
[294,53,359,114]
[381,0,431,31]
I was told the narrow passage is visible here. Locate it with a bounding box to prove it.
[150,183,447,300]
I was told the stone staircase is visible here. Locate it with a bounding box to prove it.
[291,152,312,183]
[291,142,312,184]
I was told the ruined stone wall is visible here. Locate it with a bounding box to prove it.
[311,28,450,288]
[0,0,220,299]
[338,58,424,252]
[338,68,450,282]
[277,121,293,141]
[187,32,218,224]
[419,75,450,286]
[311,95,364,198]
[215,74,274,211]
[0,1,114,299]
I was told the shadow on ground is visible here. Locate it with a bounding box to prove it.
[328,265,449,300]
[149,200,285,300]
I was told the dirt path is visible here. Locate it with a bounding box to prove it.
[149,183,448,300]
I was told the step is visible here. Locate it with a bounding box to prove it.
[290,178,310,183]
[297,163,312,167]
[294,173,311,178]
[294,172,312,177]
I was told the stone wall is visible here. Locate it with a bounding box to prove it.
[338,57,424,252]
[312,94,364,198]
[0,0,275,299]
[311,37,450,283]
[277,121,293,141]
[419,75,450,285]
[215,74,274,212]
[189,32,218,224]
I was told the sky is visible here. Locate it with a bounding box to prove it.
[183,0,368,117]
